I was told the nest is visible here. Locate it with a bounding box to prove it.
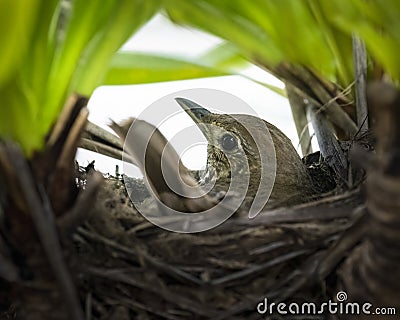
[66,166,363,320]
[1,93,391,320]
[2,81,400,320]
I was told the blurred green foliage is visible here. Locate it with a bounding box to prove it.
[321,0,400,80]
[1,0,399,155]
[165,0,400,85]
[0,0,159,155]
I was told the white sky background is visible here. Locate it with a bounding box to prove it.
[77,14,310,175]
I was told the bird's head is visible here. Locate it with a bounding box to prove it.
[175,97,274,201]
[175,97,314,208]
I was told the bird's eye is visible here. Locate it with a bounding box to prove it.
[221,134,238,151]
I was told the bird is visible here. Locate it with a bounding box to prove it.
[174,97,317,210]
[109,117,221,214]
[110,116,242,232]
[110,97,318,218]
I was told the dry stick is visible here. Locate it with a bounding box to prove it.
[286,83,312,156]
[40,95,88,184]
[268,252,325,302]
[237,188,362,229]
[86,121,122,150]
[214,249,326,319]
[6,144,84,320]
[81,121,137,165]
[79,138,136,165]
[78,227,204,285]
[316,208,367,279]
[104,294,183,320]
[80,138,123,160]
[275,64,357,138]
[222,238,339,319]
[211,249,311,286]
[303,69,357,138]
[86,266,218,317]
[85,292,92,320]
[352,35,368,132]
[58,108,89,167]
[257,228,352,304]
[80,121,123,160]
[307,103,349,183]
[57,171,103,234]
[47,94,81,147]
[81,120,130,163]
[48,107,90,214]
[349,35,368,187]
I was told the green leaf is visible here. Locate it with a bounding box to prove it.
[320,0,400,80]
[43,0,159,126]
[0,0,40,87]
[103,52,229,85]
[103,49,286,98]
[72,0,160,95]
[0,0,159,155]
[163,0,400,90]
[199,43,286,96]
[164,0,356,86]
[199,42,249,70]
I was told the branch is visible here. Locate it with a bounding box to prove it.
[307,104,348,183]
[286,83,312,156]
[352,35,368,132]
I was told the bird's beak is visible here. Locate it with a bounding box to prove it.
[175,97,212,138]
[175,97,211,124]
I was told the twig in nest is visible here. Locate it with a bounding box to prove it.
[57,171,104,235]
[220,188,363,228]
[211,248,311,286]
[315,207,367,279]
[85,266,219,318]
[78,227,205,285]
